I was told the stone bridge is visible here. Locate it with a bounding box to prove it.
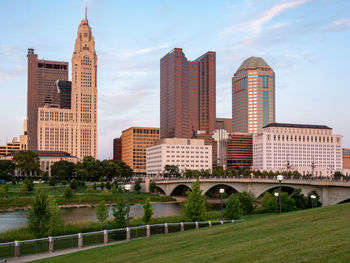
[146,177,350,206]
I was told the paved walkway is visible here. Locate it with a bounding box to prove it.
[6,240,126,263]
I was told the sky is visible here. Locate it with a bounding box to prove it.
[0,0,349,160]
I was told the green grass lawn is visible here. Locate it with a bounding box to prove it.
[31,203,350,263]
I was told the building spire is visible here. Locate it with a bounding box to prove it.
[85,4,87,20]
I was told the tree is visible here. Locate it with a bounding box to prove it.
[149,181,157,193]
[238,192,255,214]
[261,192,273,212]
[111,184,118,195]
[333,171,344,179]
[224,194,243,220]
[13,150,40,176]
[134,179,141,194]
[76,169,89,181]
[306,190,322,208]
[0,185,8,198]
[164,165,180,177]
[212,166,224,177]
[47,196,64,236]
[142,197,154,223]
[106,181,112,190]
[0,160,15,180]
[96,200,109,229]
[49,176,56,187]
[100,160,116,181]
[112,195,127,228]
[23,177,34,192]
[111,160,133,178]
[20,183,28,194]
[87,185,95,193]
[290,188,307,209]
[27,188,51,237]
[64,186,73,200]
[51,160,75,181]
[269,192,297,212]
[70,179,78,190]
[181,180,207,221]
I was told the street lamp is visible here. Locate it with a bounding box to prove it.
[219,188,225,220]
[274,192,279,213]
[124,184,131,227]
[311,194,316,208]
[277,175,284,213]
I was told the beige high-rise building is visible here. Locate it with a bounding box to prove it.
[122,127,160,175]
[232,57,275,134]
[37,13,97,159]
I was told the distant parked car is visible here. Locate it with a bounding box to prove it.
[0,179,5,184]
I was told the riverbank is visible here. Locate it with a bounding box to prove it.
[0,210,226,243]
[0,192,176,211]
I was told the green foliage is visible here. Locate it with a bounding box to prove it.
[102,189,110,197]
[112,195,127,228]
[117,186,124,194]
[47,196,64,236]
[87,185,95,193]
[212,166,224,177]
[269,192,297,212]
[149,181,157,193]
[20,183,28,194]
[27,188,51,237]
[224,194,243,220]
[306,190,322,208]
[62,180,67,185]
[181,180,207,221]
[226,168,238,177]
[49,176,56,186]
[111,185,117,195]
[290,188,307,209]
[100,182,105,190]
[164,165,180,176]
[0,160,15,179]
[13,150,40,176]
[333,171,344,179]
[77,169,89,181]
[64,186,73,200]
[142,197,153,223]
[134,179,141,194]
[106,181,111,190]
[51,160,75,180]
[42,172,49,181]
[96,200,109,228]
[261,192,273,212]
[242,168,250,177]
[99,176,105,182]
[70,179,78,190]
[237,192,255,214]
[0,185,8,198]
[23,178,34,192]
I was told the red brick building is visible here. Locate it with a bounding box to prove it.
[160,48,216,139]
[113,137,122,161]
[226,133,253,168]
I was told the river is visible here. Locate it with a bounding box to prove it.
[0,203,181,232]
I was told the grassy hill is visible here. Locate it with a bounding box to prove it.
[33,203,350,263]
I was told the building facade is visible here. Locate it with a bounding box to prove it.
[121,127,160,174]
[113,137,122,161]
[232,57,275,134]
[27,49,69,150]
[36,14,98,159]
[146,138,212,175]
[343,148,350,169]
[216,118,232,133]
[253,123,342,176]
[227,133,253,168]
[160,48,216,139]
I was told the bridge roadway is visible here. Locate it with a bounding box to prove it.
[147,176,350,206]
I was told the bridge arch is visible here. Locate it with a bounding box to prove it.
[154,186,166,195]
[335,197,350,205]
[202,183,239,198]
[256,185,296,199]
[170,184,192,197]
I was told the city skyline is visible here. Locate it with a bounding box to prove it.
[0,0,350,159]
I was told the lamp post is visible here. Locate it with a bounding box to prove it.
[219,188,225,220]
[274,192,279,213]
[277,175,284,213]
[124,184,131,227]
[311,194,316,208]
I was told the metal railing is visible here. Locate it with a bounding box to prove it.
[0,220,240,258]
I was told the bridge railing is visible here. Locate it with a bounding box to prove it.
[0,220,240,258]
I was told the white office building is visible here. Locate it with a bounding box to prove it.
[253,123,342,177]
[146,138,212,175]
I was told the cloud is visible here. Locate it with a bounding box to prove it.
[220,0,310,37]
[325,18,350,31]
[120,44,169,59]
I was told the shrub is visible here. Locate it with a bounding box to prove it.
[224,194,242,220]
[261,192,273,212]
[238,192,255,214]
[134,179,141,194]
[62,180,67,185]
[117,186,124,194]
[70,179,78,190]
[23,178,34,192]
[149,181,157,193]
[49,176,56,186]
[20,183,28,194]
[47,196,64,236]
[87,185,95,193]
[102,189,110,197]
[64,186,73,200]
[111,185,117,195]
[106,181,111,190]
[142,197,153,223]
[93,183,97,190]
[27,188,50,237]
[96,201,109,229]
[113,195,127,228]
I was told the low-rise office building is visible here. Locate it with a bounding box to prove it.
[146,138,212,175]
[227,133,253,168]
[253,123,342,176]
